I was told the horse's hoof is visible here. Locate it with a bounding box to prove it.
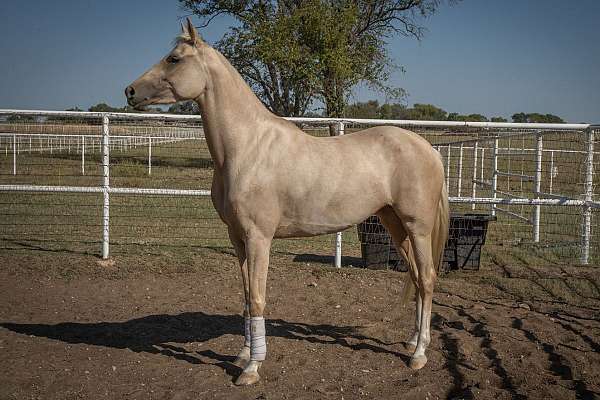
[235,371,261,386]
[409,355,427,370]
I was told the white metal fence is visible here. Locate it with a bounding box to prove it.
[0,109,598,266]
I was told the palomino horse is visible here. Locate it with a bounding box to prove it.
[125,18,449,386]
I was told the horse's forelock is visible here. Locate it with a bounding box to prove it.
[172,33,202,47]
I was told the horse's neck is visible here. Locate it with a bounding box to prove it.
[196,51,273,170]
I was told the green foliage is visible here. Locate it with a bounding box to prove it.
[345,100,382,119]
[87,103,163,114]
[491,116,507,122]
[511,112,564,123]
[6,114,34,122]
[181,0,454,117]
[168,101,200,115]
[88,103,123,113]
[404,103,447,120]
[378,103,407,120]
[345,100,407,119]
[447,113,488,122]
[345,102,447,120]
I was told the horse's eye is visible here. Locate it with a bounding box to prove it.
[166,56,180,64]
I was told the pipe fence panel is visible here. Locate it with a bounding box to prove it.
[0,110,597,267]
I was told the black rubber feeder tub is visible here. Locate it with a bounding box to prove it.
[356,213,496,273]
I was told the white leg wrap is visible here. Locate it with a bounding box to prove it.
[244,317,252,348]
[250,317,266,361]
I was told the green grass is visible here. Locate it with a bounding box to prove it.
[0,127,598,266]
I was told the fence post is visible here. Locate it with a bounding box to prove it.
[334,121,345,268]
[457,143,463,196]
[532,131,543,242]
[446,146,451,190]
[492,138,499,216]
[148,137,152,175]
[581,127,595,265]
[471,141,478,210]
[549,150,555,194]
[102,115,110,259]
[13,134,16,175]
[81,136,85,175]
[480,148,485,185]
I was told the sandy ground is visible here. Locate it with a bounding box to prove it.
[1,249,599,400]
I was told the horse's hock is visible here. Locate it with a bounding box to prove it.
[357,213,496,273]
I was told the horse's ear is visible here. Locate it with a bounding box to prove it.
[185,17,202,46]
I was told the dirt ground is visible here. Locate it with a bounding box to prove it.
[1,248,599,400]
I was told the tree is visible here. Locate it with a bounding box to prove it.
[511,112,527,123]
[511,112,564,123]
[345,100,381,119]
[447,113,488,122]
[491,116,507,122]
[88,103,123,113]
[402,103,447,120]
[542,114,564,123]
[378,102,406,119]
[7,114,34,122]
[168,101,200,115]
[181,0,456,117]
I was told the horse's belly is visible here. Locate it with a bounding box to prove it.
[274,196,382,238]
[274,220,354,238]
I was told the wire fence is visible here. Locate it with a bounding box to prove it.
[0,110,598,269]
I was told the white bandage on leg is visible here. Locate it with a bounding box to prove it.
[244,317,252,348]
[250,317,266,361]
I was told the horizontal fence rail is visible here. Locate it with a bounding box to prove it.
[0,109,597,267]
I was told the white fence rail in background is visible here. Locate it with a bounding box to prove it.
[0,109,598,265]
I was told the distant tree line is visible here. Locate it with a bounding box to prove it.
[84,102,199,115]
[343,100,564,123]
[2,102,200,123]
[30,100,563,124]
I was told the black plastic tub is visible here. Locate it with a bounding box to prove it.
[356,213,496,273]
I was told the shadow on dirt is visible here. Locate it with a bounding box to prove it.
[431,303,527,400]
[0,240,99,257]
[0,312,408,382]
[511,317,598,399]
[292,253,364,267]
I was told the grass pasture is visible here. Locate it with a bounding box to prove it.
[1,122,597,266]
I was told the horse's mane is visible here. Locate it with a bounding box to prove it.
[173,32,202,47]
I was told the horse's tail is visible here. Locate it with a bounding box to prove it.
[400,180,449,307]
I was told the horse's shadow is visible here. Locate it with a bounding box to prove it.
[0,312,408,381]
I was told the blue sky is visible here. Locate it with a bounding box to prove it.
[0,0,599,122]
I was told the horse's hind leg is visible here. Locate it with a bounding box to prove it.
[376,208,420,351]
[406,231,435,370]
[406,294,422,352]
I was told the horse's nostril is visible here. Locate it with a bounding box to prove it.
[125,86,135,98]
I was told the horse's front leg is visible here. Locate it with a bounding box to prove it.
[228,228,252,368]
[235,231,272,386]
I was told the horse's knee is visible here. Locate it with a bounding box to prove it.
[249,298,266,316]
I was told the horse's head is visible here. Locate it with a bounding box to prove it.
[125,18,209,110]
